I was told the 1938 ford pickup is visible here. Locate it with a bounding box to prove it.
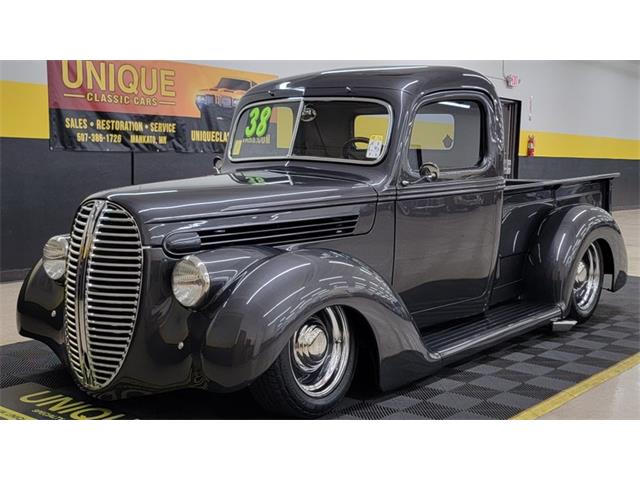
[18,66,628,418]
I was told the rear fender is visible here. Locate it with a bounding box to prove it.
[523,205,628,315]
[197,247,436,392]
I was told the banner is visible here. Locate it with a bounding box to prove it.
[47,60,277,153]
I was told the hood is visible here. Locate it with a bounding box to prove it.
[89,168,377,228]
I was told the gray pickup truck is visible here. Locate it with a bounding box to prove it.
[18,66,628,418]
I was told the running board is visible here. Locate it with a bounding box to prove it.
[421,302,562,362]
[552,319,578,332]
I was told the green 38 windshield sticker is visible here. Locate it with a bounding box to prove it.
[244,106,272,138]
[247,175,266,184]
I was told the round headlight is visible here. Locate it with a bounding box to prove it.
[171,255,210,308]
[43,235,69,280]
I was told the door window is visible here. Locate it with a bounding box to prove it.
[408,100,482,172]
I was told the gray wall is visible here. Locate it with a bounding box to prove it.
[0,139,213,281]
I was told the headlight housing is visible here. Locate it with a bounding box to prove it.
[218,96,233,108]
[171,255,211,308]
[196,95,214,107]
[42,235,69,280]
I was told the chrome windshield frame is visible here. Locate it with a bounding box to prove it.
[227,96,394,166]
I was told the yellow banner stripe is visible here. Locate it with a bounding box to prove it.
[511,352,640,420]
[2,80,639,161]
[0,405,36,420]
[0,81,49,139]
[518,130,640,160]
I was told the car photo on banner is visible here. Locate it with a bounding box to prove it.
[195,77,257,130]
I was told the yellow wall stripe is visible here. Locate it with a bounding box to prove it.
[518,130,640,160]
[511,352,640,420]
[0,81,49,139]
[1,80,639,161]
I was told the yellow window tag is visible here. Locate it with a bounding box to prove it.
[232,139,242,156]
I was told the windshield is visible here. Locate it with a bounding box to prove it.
[217,78,252,90]
[229,98,392,164]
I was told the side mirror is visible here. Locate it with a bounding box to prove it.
[419,162,439,182]
[212,155,223,174]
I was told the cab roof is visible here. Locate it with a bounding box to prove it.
[243,65,497,101]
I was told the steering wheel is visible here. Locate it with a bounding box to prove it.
[342,137,370,160]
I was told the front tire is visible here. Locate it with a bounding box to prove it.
[569,241,604,322]
[250,306,356,418]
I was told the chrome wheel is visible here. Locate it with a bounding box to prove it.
[573,243,601,314]
[291,306,350,398]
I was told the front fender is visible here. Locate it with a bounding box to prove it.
[198,247,436,392]
[16,260,67,362]
[524,204,628,315]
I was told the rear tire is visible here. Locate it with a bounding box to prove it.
[250,305,356,418]
[569,241,604,322]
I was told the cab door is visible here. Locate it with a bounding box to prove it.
[393,92,503,328]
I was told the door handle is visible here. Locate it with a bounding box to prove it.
[420,162,440,182]
[401,162,441,187]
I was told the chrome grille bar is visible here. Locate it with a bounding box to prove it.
[64,200,143,390]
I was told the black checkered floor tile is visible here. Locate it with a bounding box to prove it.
[326,278,639,420]
[1,277,638,419]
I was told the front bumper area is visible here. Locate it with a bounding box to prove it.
[17,248,262,400]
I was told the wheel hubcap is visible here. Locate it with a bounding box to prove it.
[294,324,328,370]
[573,244,601,313]
[291,306,350,398]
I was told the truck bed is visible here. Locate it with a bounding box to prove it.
[492,173,620,305]
[504,173,619,212]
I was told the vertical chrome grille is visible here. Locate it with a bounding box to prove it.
[64,200,143,390]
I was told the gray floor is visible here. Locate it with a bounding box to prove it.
[540,364,639,420]
[0,281,22,346]
[1,210,638,419]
